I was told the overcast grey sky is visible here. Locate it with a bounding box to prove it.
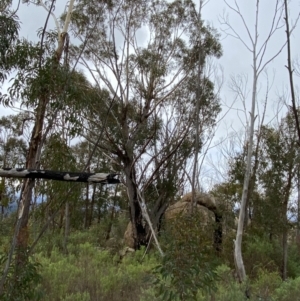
[201,0,300,186]
[2,0,300,188]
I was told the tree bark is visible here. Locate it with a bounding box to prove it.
[284,0,300,254]
[0,3,76,290]
[284,0,300,143]
[89,184,97,227]
[63,201,70,254]
[0,168,119,184]
[124,163,147,249]
[282,227,288,280]
[297,169,300,248]
[84,183,89,229]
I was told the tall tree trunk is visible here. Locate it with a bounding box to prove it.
[124,163,147,249]
[282,194,290,281]
[284,0,300,254]
[105,193,117,241]
[63,201,70,254]
[84,183,89,229]
[89,184,97,227]
[223,0,285,285]
[284,0,300,144]
[282,227,288,280]
[191,0,203,214]
[0,3,75,292]
[235,64,257,284]
[297,169,300,248]
[281,163,293,280]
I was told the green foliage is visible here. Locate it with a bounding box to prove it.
[154,213,218,301]
[286,243,300,278]
[273,276,300,301]
[0,6,19,83]
[197,265,246,301]
[252,268,281,300]
[243,235,281,277]
[0,252,43,301]
[37,242,157,301]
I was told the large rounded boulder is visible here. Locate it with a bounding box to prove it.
[124,192,222,251]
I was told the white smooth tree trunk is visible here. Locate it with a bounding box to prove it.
[223,0,285,283]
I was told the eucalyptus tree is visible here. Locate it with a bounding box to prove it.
[283,0,300,249]
[224,110,299,279]
[70,0,222,249]
[222,0,287,283]
[0,0,79,293]
[258,111,299,280]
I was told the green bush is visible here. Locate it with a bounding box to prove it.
[273,276,300,301]
[251,268,281,300]
[154,213,219,301]
[0,252,43,301]
[37,242,157,301]
[197,265,245,301]
[286,244,300,278]
[243,235,280,277]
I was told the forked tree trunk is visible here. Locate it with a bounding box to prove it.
[124,164,147,249]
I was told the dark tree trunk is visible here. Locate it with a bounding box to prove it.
[124,164,147,250]
[282,227,288,280]
[0,168,119,184]
[214,212,223,254]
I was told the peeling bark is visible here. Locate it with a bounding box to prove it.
[0,168,120,184]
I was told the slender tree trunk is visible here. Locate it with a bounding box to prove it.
[89,184,97,226]
[16,36,70,264]
[297,168,300,248]
[63,201,70,254]
[105,198,117,241]
[0,3,75,292]
[223,0,284,285]
[244,131,263,229]
[284,0,300,143]
[282,226,288,280]
[58,205,64,229]
[191,12,203,214]
[281,162,293,280]
[282,196,290,281]
[284,0,300,256]
[84,183,89,229]
[235,65,257,284]
[234,0,260,284]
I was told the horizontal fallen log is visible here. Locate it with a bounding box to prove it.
[0,168,120,184]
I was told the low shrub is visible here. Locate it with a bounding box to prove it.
[37,242,157,301]
[273,276,300,301]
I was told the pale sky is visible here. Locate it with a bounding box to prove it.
[2,0,300,188]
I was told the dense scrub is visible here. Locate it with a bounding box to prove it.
[1,215,300,301]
